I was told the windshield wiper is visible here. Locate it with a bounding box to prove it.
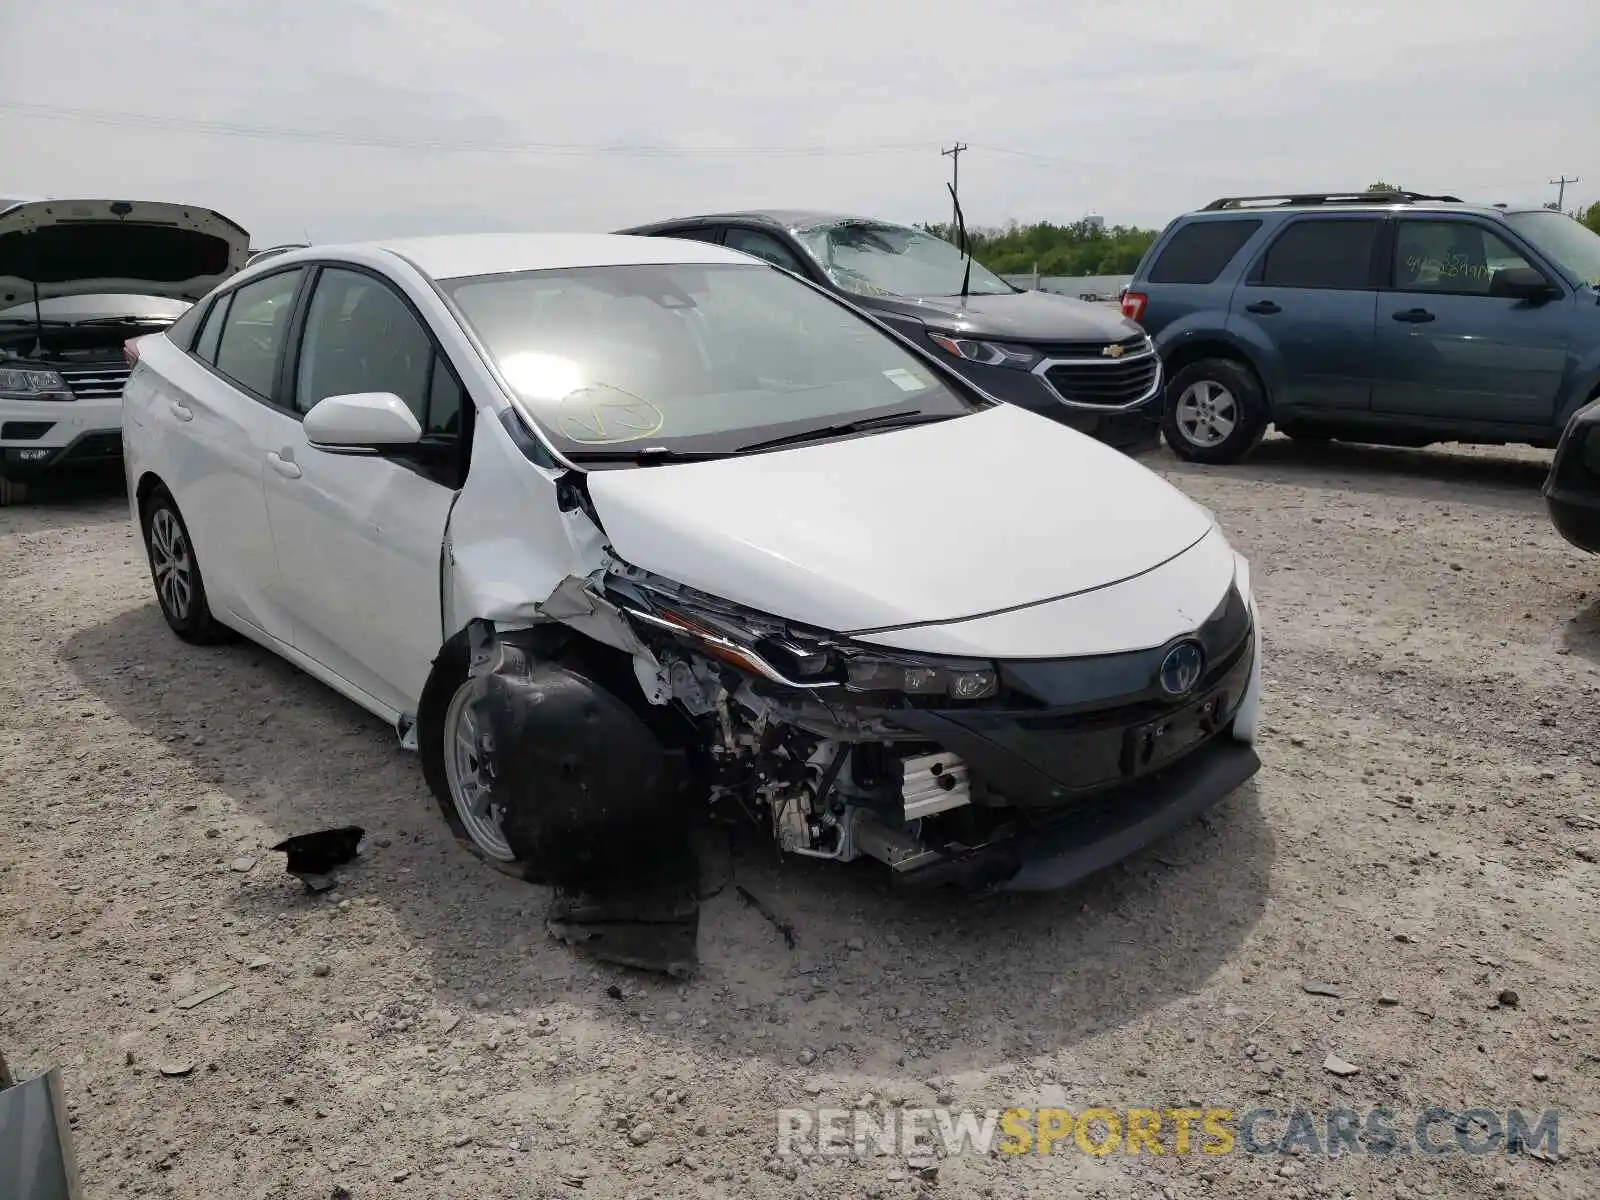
[948,181,974,304]
[567,446,731,466]
[72,316,174,327]
[735,409,951,454]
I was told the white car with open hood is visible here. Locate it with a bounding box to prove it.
[122,233,1262,961]
[0,197,250,504]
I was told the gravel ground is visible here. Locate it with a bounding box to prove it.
[2,437,1597,1200]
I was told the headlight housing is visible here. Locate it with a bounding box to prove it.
[0,367,72,402]
[925,332,1041,371]
[613,575,1001,700]
[843,655,999,699]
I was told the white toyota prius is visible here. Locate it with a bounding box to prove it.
[123,233,1262,900]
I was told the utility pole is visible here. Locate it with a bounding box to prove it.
[941,143,968,235]
[1551,174,1580,211]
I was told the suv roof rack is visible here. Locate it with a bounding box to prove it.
[1201,191,1464,211]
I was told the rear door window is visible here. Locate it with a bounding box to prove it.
[213,269,303,397]
[1257,218,1382,289]
[1146,219,1261,284]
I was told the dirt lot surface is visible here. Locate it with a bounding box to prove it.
[3,438,1598,1199]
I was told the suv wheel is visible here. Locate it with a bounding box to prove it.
[1162,359,1269,464]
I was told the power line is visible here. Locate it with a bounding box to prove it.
[0,99,934,159]
[1551,174,1580,209]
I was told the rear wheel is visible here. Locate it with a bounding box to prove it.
[0,475,28,506]
[1162,358,1269,464]
[140,486,229,643]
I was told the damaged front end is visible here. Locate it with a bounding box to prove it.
[602,560,1259,888]
[453,547,1259,974]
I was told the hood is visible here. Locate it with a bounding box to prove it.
[0,199,250,309]
[584,403,1215,637]
[860,288,1141,343]
[0,294,193,323]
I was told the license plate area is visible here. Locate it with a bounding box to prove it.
[1122,689,1230,776]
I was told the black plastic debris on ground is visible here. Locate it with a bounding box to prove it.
[473,640,702,977]
[270,825,365,893]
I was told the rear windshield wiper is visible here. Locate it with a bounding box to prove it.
[735,409,951,454]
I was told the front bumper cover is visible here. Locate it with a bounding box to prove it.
[1,428,123,480]
[849,591,1259,892]
[898,736,1259,892]
[945,356,1162,451]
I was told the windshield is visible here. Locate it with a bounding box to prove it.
[792,220,1014,299]
[1505,210,1600,287]
[442,262,982,460]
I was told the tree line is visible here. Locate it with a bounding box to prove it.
[920,219,1157,278]
[918,181,1600,280]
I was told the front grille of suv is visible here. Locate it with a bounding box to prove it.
[1042,353,1161,408]
[57,364,132,400]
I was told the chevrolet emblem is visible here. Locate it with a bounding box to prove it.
[1101,343,1126,358]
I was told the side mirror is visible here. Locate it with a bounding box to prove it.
[1489,266,1560,303]
[303,392,422,452]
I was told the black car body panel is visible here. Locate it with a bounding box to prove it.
[1545,395,1600,553]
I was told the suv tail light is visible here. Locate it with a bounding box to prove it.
[1121,291,1148,323]
[123,337,142,368]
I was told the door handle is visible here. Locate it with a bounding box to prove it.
[1245,301,1281,315]
[267,451,302,479]
[169,401,193,422]
[1391,308,1435,323]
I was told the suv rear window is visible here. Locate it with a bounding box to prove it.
[1258,218,1381,289]
[1146,219,1261,284]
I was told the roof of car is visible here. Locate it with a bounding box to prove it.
[260,232,756,280]
[620,209,878,233]
[1185,192,1549,220]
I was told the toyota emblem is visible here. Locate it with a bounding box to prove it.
[1159,641,1205,696]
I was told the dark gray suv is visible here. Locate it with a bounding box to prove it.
[1121,191,1600,463]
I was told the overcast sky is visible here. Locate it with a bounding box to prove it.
[2,0,1596,247]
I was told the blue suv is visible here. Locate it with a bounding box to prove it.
[1120,191,1600,463]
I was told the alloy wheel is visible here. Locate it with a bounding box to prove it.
[1174,380,1239,448]
[442,682,514,861]
[149,508,195,621]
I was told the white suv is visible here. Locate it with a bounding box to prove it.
[122,233,1262,916]
[0,197,249,504]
